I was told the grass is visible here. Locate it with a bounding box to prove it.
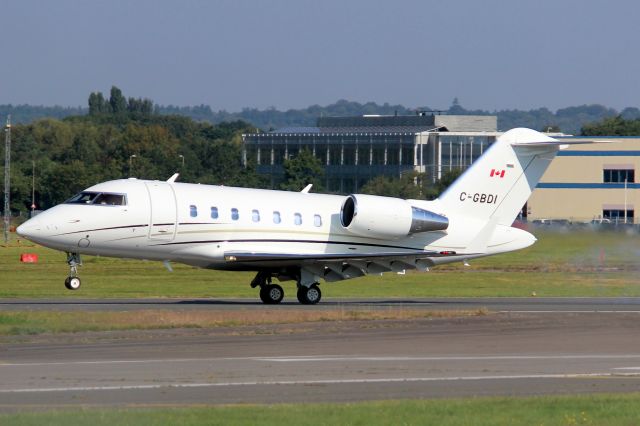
[1,394,640,425]
[1,229,639,299]
[0,308,487,336]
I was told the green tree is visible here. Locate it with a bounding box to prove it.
[127,97,154,115]
[360,172,421,199]
[88,92,103,115]
[109,86,127,114]
[433,168,463,197]
[360,169,463,200]
[280,149,325,192]
[581,116,640,136]
[7,88,270,212]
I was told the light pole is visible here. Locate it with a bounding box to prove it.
[3,116,11,246]
[178,154,184,170]
[624,177,628,224]
[129,155,137,176]
[31,160,36,216]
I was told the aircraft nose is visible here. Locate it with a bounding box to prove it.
[16,216,42,240]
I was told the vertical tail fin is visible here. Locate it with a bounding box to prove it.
[437,128,561,226]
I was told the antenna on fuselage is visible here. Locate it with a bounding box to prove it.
[166,173,179,183]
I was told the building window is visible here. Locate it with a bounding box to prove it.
[294,213,302,225]
[210,207,219,219]
[252,209,260,222]
[273,211,281,224]
[604,169,634,183]
[603,209,634,222]
[314,214,322,227]
[189,205,197,218]
[231,208,239,221]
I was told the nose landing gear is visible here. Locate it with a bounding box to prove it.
[64,252,82,290]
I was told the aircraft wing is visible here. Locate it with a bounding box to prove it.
[222,250,470,281]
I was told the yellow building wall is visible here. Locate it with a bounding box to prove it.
[528,137,640,224]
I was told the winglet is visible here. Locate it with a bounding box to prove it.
[301,184,313,193]
[167,173,179,183]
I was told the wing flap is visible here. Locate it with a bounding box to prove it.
[222,249,471,281]
[224,250,446,264]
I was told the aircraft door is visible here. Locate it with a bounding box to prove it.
[145,182,177,241]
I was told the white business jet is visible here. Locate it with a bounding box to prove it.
[17,128,574,304]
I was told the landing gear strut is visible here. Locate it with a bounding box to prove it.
[65,252,82,290]
[296,268,322,305]
[251,271,284,304]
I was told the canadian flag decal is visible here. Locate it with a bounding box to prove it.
[490,169,505,178]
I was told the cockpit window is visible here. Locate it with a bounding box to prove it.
[65,192,127,206]
[93,193,126,206]
[65,192,100,204]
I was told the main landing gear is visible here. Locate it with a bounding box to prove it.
[250,270,322,305]
[64,252,82,290]
[297,283,321,305]
[251,271,284,304]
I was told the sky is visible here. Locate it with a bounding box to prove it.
[1,0,639,112]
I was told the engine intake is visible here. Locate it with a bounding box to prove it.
[340,194,448,240]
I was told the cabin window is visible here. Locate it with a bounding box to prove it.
[231,208,239,221]
[294,213,302,225]
[252,209,260,222]
[190,205,198,217]
[273,211,281,224]
[210,206,219,219]
[314,214,322,227]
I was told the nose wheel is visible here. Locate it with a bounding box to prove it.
[64,276,81,290]
[65,252,82,291]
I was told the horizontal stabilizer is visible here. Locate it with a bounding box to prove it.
[511,140,613,147]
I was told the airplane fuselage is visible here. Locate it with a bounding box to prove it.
[18,178,534,271]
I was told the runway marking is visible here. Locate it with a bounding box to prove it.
[612,367,640,370]
[2,372,639,394]
[3,354,640,367]
[254,355,640,362]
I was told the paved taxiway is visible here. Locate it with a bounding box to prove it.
[1,298,640,410]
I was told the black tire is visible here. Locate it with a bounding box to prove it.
[64,277,72,290]
[67,277,81,290]
[298,284,321,305]
[260,284,284,304]
[297,286,308,304]
[259,286,270,303]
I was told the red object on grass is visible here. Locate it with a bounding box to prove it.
[20,253,39,263]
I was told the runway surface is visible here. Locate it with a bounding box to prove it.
[2,296,640,312]
[2,298,640,411]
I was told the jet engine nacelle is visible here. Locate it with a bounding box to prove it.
[340,194,448,240]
